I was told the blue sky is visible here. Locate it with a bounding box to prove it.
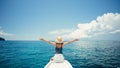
[0,0,120,40]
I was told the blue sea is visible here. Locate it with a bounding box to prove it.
[0,40,120,68]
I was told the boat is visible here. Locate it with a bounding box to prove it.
[44,54,73,68]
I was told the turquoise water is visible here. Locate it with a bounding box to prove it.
[0,40,120,68]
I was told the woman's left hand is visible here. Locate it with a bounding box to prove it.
[39,38,44,40]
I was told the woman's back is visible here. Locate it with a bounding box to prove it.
[55,43,63,54]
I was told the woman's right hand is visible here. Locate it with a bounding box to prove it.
[74,39,79,41]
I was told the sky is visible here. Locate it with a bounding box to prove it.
[0,0,120,40]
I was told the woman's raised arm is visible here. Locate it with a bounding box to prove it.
[64,39,79,45]
[39,38,56,45]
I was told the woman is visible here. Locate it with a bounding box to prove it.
[39,36,79,63]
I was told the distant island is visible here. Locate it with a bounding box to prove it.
[0,37,5,41]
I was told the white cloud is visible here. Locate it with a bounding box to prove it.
[49,29,73,35]
[62,13,120,39]
[0,27,14,36]
[48,13,120,40]
[110,29,120,34]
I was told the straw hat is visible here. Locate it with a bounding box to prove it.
[55,36,64,43]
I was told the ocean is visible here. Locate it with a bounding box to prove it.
[0,40,120,68]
